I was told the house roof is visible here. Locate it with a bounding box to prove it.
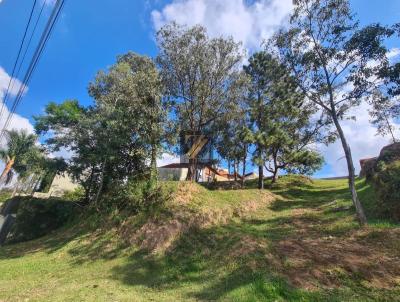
[159,163,254,180]
[159,163,190,169]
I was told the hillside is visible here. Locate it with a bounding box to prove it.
[0,177,399,301]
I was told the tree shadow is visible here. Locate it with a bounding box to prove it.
[2,176,400,301]
[108,210,400,301]
[109,221,307,301]
[0,222,87,260]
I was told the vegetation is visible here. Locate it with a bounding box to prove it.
[8,196,77,243]
[272,0,396,225]
[0,129,43,188]
[371,160,400,221]
[35,53,165,205]
[156,23,245,181]
[0,177,399,301]
[244,51,327,185]
[25,0,398,226]
[1,0,400,300]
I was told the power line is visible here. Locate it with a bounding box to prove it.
[2,0,48,121]
[0,0,65,141]
[0,0,38,122]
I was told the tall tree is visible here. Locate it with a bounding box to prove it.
[273,0,391,225]
[36,53,165,203]
[89,52,165,185]
[244,52,269,189]
[215,112,250,184]
[245,51,327,186]
[368,92,398,143]
[156,23,244,181]
[0,130,41,185]
[370,24,400,142]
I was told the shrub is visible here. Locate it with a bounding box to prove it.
[0,190,12,204]
[372,160,400,222]
[101,180,171,215]
[10,197,77,242]
[63,187,85,201]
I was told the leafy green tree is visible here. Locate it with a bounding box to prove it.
[35,53,165,205]
[368,92,398,143]
[244,51,327,185]
[215,112,250,184]
[244,52,269,189]
[378,23,400,98]
[88,52,165,186]
[273,0,392,225]
[0,130,41,185]
[156,23,244,181]
[370,24,400,143]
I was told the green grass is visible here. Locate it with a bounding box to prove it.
[0,190,11,207]
[0,176,399,301]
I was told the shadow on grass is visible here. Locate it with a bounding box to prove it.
[0,221,89,260]
[2,176,400,301]
[109,223,320,301]
[268,178,376,213]
[200,175,316,191]
[109,213,400,301]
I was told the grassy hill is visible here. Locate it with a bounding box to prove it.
[0,176,399,301]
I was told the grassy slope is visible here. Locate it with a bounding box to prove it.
[0,177,399,302]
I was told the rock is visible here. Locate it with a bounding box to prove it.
[359,157,377,179]
[359,143,400,180]
[378,142,400,164]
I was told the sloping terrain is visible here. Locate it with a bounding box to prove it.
[0,177,399,301]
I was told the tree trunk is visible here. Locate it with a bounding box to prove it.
[332,114,367,225]
[186,158,196,182]
[386,116,397,143]
[271,150,279,184]
[93,160,106,209]
[258,165,264,189]
[12,179,20,198]
[271,169,279,184]
[84,165,95,204]
[241,146,247,188]
[31,175,42,196]
[233,159,237,181]
[150,145,158,185]
[0,157,15,184]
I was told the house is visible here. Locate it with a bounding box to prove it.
[158,131,257,182]
[158,163,246,182]
[33,173,79,198]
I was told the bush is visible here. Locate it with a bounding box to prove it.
[101,180,171,215]
[10,197,77,242]
[63,187,85,201]
[372,160,400,222]
[0,190,12,205]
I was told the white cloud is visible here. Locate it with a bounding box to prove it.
[150,4,400,177]
[0,66,26,99]
[387,47,400,60]
[151,0,293,51]
[318,102,399,177]
[0,67,34,148]
[49,147,74,160]
[41,0,56,6]
[319,47,400,177]
[157,152,180,167]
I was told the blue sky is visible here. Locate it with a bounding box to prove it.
[0,0,399,177]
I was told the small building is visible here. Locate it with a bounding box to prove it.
[33,173,79,198]
[158,163,254,182]
[158,131,256,182]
